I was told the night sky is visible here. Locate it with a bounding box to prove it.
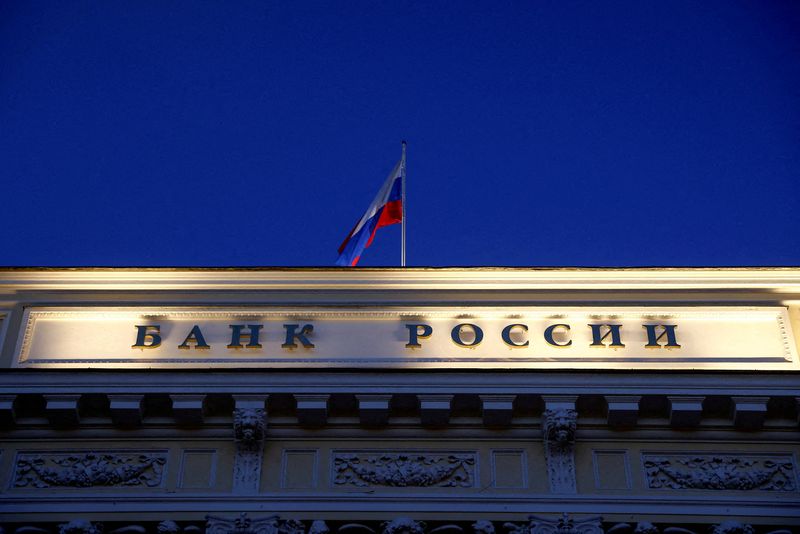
[1,2,799,267]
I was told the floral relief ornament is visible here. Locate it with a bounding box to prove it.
[333,453,475,487]
[643,455,796,491]
[59,521,103,534]
[504,514,602,534]
[381,519,426,534]
[205,513,304,534]
[14,452,166,488]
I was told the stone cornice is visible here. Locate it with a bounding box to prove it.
[2,267,800,293]
[1,370,798,395]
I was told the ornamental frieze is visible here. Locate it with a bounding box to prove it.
[13,451,167,489]
[0,517,791,534]
[332,451,476,488]
[205,513,305,534]
[642,454,796,491]
[505,514,603,534]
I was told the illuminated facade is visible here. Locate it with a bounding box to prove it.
[0,268,798,533]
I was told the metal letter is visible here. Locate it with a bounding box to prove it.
[501,324,528,347]
[282,324,315,348]
[132,325,161,349]
[643,324,680,348]
[544,324,572,347]
[178,325,210,349]
[228,324,264,348]
[451,323,483,347]
[405,323,433,348]
[588,324,625,347]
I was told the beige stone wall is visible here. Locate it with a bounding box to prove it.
[0,268,799,529]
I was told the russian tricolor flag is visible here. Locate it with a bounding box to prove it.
[336,159,403,266]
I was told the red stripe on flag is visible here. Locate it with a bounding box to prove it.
[365,200,402,248]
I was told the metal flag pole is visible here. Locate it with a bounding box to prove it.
[401,140,407,267]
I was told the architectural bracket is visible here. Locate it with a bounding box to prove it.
[232,395,269,494]
[542,396,578,494]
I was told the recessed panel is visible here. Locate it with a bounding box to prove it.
[491,449,528,489]
[179,449,217,489]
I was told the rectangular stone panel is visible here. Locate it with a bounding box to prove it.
[642,452,797,491]
[178,449,217,489]
[281,449,318,489]
[332,450,477,488]
[593,450,632,490]
[491,449,527,489]
[12,306,800,371]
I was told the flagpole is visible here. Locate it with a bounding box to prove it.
[401,140,407,267]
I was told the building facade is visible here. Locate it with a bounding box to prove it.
[0,268,798,534]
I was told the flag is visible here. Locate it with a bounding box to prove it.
[336,159,403,266]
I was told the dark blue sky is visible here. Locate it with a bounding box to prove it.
[1,1,799,267]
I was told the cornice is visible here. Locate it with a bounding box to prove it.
[1,267,800,292]
[1,370,798,395]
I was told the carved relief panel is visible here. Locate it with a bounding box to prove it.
[642,453,797,491]
[12,451,168,489]
[332,451,477,488]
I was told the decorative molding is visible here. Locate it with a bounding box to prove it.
[710,522,755,534]
[333,452,476,488]
[472,521,495,534]
[631,523,659,534]
[4,267,800,292]
[308,521,329,534]
[59,521,103,534]
[109,526,146,534]
[380,519,426,534]
[643,454,796,491]
[504,514,603,534]
[2,519,798,534]
[205,513,304,534]
[13,451,166,489]
[233,408,267,494]
[542,408,577,494]
[4,519,799,534]
[605,522,660,534]
[157,521,181,534]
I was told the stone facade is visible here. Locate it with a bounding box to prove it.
[0,268,798,531]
